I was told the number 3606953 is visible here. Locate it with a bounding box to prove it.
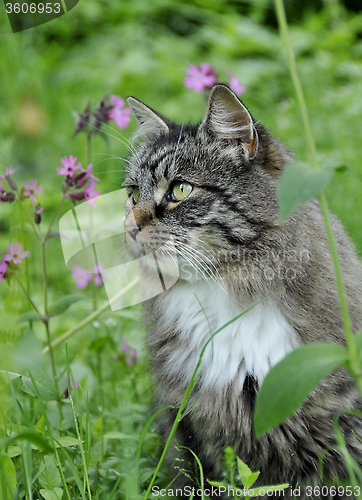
[5,3,61,14]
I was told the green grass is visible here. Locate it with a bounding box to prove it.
[1,0,362,497]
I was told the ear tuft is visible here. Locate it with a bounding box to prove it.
[127,97,170,141]
[203,84,258,159]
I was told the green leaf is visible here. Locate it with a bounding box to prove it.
[19,370,59,402]
[6,446,21,458]
[247,484,289,497]
[48,294,87,317]
[237,458,260,489]
[103,432,138,440]
[55,437,78,447]
[0,453,16,499]
[254,343,348,437]
[40,489,63,500]
[39,456,61,490]
[0,431,52,454]
[206,480,228,488]
[17,311,45,324]
[277,162,334,221]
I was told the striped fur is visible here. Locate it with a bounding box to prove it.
[125,85,362,496]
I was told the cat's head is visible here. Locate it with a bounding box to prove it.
[124,84,291,277]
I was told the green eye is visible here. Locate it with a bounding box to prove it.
[172,181,193,202]
[132,187,139,204]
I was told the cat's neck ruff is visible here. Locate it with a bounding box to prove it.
[159,279,300,390]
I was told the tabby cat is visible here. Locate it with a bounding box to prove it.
[124,84,362,497]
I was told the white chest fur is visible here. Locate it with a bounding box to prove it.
[158,280,300,390]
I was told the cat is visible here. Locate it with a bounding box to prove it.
[124,84,362,497]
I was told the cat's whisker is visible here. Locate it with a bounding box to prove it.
[91,116,136,151]
[175,240,222,281]
[174,244,218,287]
[92,153,131,166]
[86,119,136,154]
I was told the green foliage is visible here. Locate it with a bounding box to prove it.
[254,343,349,437]
[47,294,87,317]
[208,447,289,498]
[0,453,17,500]
[277,161,334,220]
[0,0,362,496]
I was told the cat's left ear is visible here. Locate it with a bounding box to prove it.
[202,84,258,159]
[127,97,170,141]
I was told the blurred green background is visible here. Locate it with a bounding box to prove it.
[0,0,362,361]
[1,0,362,337]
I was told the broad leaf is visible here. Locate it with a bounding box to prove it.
[48,294,87,317]
[40,489,63,500]
[17,311,45,324]
[55,436,78,447]
[39,456,61,490]
[0,431,52,454]
[277,162,333,221]
[18,370,59,402]
[0,454,16,500]
[237,458,260,489]
[254,343,348,437]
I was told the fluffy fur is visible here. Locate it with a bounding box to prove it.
[124,84,362,496]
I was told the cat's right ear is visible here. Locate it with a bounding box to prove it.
[127,97,170,141]
[201,84,258,159]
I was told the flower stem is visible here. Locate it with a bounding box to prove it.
[44,319,59,396]
[41,277,140,354]
[87,132,92,166]
[42,242,48,315]
[14,275,41,314]
[18,202,31,294]
[44,195,65,241]
[17,200,42,242]
[274,0,361,388]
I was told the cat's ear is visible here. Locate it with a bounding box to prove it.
[202,84,258,159]
[127,97,170,141]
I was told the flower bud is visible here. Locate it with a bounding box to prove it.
[73,101,91,137]
[1,191,16,203]
[68,190,86,201]
[93,93,112,133]
[34,204,43,225]
[5,175,17,191]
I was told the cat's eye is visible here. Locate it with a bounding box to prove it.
[171,182,192,202]
[132,187,139,204]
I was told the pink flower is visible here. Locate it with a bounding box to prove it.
[108,95,131,129]
[72,266,92,289]
[85,182,101,207]
[4,243,29,265]
[121,337,140,366]
[94,264,103,287]
[57,156,82,178]
[73,164,100,188]
[228,75,246,95]
[72,264,103,288]
[22,179,43,203]
[63,376,80,398]
[0,261,7,283]
[0,166,18,180]
[184,63,217,92]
